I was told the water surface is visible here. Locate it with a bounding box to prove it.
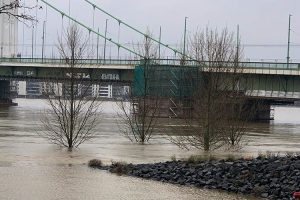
[1,99,299,200]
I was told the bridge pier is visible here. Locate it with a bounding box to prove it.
[0,80,17,106]
[164,98,274,121]
[245,100,273,121]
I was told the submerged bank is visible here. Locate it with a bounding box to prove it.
[90,155,300,200]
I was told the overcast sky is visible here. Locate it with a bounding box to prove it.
[21,0,300,61]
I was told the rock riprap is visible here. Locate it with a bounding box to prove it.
[92,156,300,200]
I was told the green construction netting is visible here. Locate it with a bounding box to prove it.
[133,64,200,98]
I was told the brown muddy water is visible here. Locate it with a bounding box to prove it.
[1,99,299,200]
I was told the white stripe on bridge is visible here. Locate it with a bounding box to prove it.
[1,62,300,76]
[0,62,135,70]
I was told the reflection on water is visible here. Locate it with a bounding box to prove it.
[1,99,299,200]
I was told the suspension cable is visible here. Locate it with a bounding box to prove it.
[83,0,189,58]
[39,0,143,58]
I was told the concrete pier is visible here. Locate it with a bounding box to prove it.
[0,80,17,106]
[245,100,273,121]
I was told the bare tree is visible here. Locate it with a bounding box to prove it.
[40,24,101,149]
[117,29,161,144]
[170,27,248,151]
[0,0,35,21]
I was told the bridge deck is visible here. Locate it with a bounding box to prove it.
[1,58,299,74]
[1,58,300,96]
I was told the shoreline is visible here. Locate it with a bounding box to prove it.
[90,155,300,200]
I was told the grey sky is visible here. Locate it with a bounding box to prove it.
[22,0,300,61]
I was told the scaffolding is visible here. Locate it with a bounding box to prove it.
[133,64,199,118]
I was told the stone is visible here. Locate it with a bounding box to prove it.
[261,193,269,198]
[93,155,300,200]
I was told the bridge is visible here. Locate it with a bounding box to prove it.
[1,57,300,120]
[1,57,300,99]
[0,0,299,120]
[0,57,136,82]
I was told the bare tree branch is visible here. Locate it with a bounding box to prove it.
[39,24,101,149]
[0,0,36,22]
[169,26,251,151]
[117,29,161,144]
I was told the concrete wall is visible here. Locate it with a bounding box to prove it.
[0,0,18,58]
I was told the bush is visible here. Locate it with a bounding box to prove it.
[170,155,177,162]
[185,154,218,164]
[224,154,236,162]
[185,154,243,163]
[88,159,103,168]
[109,161,133,175]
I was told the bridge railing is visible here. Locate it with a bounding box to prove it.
[243,62,300,70]
[0,57,142,66]
[1,57,300,71]
[0,57,199,66]
[186,60,300,70]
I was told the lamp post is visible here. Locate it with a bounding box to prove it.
[236,24,240,62]
[159,26,161,60]
[42,21,46,62]
[96,27,99,61]
[103,19,108,63]
[183,17,188,61]
[287,14,292,68]
[31,24,34,59]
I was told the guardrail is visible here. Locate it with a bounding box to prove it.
[1,57,300,70]
[0,58,141,65]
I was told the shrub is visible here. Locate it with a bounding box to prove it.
[109,161,133,175]
[224,154,236,162]
[170,155,177,162]
[88,159,103,168]
[185,154,218,164]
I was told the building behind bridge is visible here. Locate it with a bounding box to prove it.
[10,81,129,99]
[0,0,18,58]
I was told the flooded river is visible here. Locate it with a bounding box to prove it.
[0,99,299,200]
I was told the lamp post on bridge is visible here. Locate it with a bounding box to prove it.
[31,24,34,60]
[42,21,46,63]
[183,17,188,63]
[159,26,161,60]
[103,19,108,64]
[287,14,292,68]
[96,27,99,61]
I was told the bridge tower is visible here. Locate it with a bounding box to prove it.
[0,0,18,58]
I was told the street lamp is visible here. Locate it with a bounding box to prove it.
[183,17,188,60]
[103,19,108,62]
[287,14,292,67]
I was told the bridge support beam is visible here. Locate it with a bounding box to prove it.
[245,100,273,121]
[0,80,17,106]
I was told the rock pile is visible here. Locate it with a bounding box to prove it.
[94,156,300,200]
